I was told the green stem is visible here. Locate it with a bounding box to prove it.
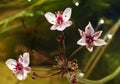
[85,46,105,78]
[0,1,30,8]
[83,47,101,72]
[98,66,120,83]
[0,11,26,25]
[79,66,120,84]
[79,77,101,84]
[0,18,34,34]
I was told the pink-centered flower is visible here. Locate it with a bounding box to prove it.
[6,52,31,80]
[77,22,106,52]
[44,7,72,31]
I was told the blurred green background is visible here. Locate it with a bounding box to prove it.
[0,0,120,84]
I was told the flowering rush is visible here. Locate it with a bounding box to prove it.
[6,52,31,80]
[44,7,72,31]
[77,22,106,52]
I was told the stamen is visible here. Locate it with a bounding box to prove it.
[15,62,23,70]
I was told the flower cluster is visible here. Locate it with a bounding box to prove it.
[5,7,106,84]
[55,56,79,78]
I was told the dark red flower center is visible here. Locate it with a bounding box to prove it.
[86,35,94,45]
[56,12,63,25]
[15,62,23,70]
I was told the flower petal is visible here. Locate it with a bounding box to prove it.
[78,29,84,36]
[6,59,16,70]
[63,21,72,27]
[85,22,95,35]
[50,25,57,30]
[93,31,103,39]
[24,67,31,73]
[18,55,23,63]
[15,71,27,80]
[54,21,72,31]
[93,39,107,46]
[63,7,72,21]
[77,38,86,46]
[56,25,66,31]
[44,12,56,24]
[22,52,30,67]
[16,73,23,80]
[86,44,93,52]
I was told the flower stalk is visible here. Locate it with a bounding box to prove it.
[61,31,66,56]
[70,46,83,58]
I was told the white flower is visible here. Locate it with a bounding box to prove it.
[77,22,106,52]
[6,52,31,80]
[44,7,72,31]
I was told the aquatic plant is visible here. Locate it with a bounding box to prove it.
[1,0,120,84]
